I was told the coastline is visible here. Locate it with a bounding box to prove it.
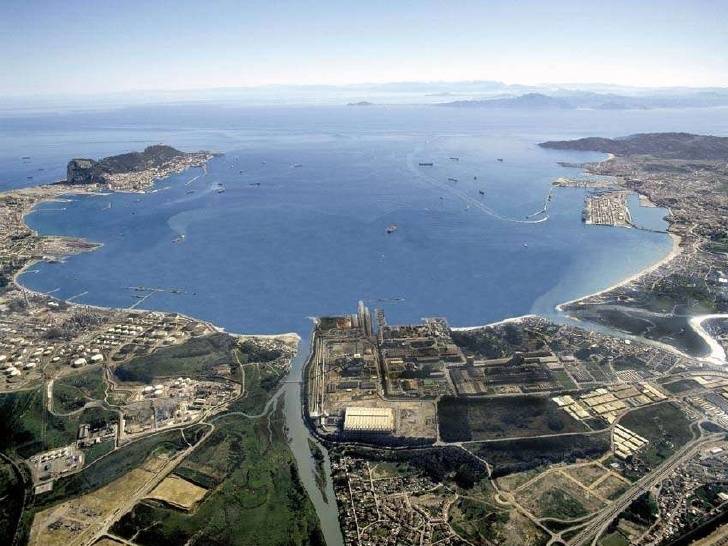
[689,314,728,366]
[451,314,539,332]
[7,149,685,343]
[555,231,683,312]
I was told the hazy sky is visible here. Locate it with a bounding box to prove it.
[2,0,727,96]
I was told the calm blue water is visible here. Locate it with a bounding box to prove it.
[6,105,728,334]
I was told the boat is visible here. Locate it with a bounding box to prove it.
[216,187,225,193]
[523,242,528,248]
[449,157,459,161]
[386,224,398,234]
[186,190,195,194]
[448,177,458,182]
[292,163,303,168]
[418,162,434,167]
[497,158,504,162]
[250,182,261,186]
[21,156,30,160]
[473,176,478,180]
[478,190,485,196]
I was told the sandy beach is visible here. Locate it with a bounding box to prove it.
[555,231,683,312]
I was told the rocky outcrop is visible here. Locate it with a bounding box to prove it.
[66,158,101,185]
[65,145,208,187]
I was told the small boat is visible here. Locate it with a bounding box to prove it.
[249,182,261,186]
[292,163,303,168]
[449,157,459,161]
[186,190,195,194]
[473,176,477,180]
[216,187,225,194]
[386,224,398,234]
[21,156,31,160]
[418,162,434,167]
[497,158,504,162]
[523,242,528,248]
[478,190,485,196]
[448,177,458,182]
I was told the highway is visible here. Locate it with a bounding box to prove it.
[568,431,721,546]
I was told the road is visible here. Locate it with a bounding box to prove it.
[568,432,721,546]
[78,421,215,546]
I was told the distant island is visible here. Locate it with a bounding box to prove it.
[346,101,374,106]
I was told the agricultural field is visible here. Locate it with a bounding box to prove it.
[438,396,588,442]
[147,475,208,511]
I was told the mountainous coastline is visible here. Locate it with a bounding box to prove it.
[538,132,728,160]
[437,91,728,111]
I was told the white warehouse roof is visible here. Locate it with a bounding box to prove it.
[343,407,394,433]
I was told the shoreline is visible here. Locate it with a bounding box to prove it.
[7,151,682,342]
[451,314,539,332]
[689,314,728,366]
[555,228,682,313]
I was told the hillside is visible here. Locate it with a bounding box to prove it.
[96,145,186,174]
[438,93,572,109]
[66,145,199,185]
[538,132,728,160]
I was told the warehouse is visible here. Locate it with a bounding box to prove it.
[343,406,395,434]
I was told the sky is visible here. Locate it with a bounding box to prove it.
[1,0,727,97]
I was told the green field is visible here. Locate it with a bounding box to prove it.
[52,367,107,413]
[112,399,323,546]
[660,378,701,394]
[0,388,117,458]
[114,333,239,384]
[0,458,25,542]
[472,432,611,477]
[438,396,588,442]
[619,402,694,467]
[113,333,289,386]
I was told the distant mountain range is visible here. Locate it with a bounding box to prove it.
[3,80,728,111]
[539,133,728,160]
[437,91,728,111]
